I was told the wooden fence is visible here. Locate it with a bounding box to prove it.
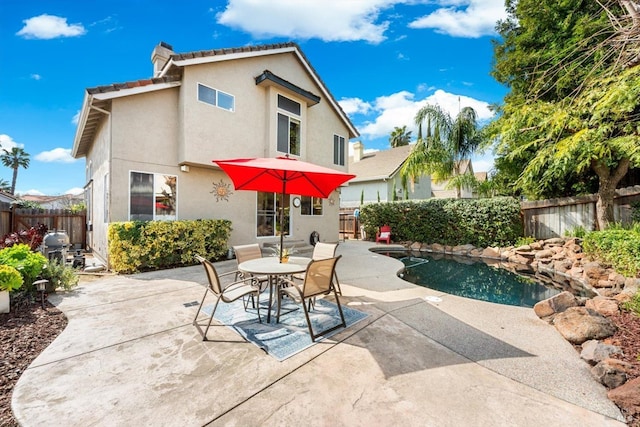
[0,206,86,248]
[521,185,640,239]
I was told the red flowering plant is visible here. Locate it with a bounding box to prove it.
[1,223,48,251]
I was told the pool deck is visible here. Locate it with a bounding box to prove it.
[12,240,625,426]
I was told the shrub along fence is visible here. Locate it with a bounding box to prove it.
[108,219,232,273]
[359,197,523,247]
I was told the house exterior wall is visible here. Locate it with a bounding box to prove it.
[83,49,352,264]
[340,173,432,208]
[85,114,111,262]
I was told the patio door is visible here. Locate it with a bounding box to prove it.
[257,192,290,237]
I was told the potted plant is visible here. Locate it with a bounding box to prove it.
[0,264,24,313]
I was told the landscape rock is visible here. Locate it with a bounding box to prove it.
[533,291,578,319]
[585,296,620,317]
[410,242,422,251]
[580,339,622,365]
[608,376,640,418]
[592,358,629,388]
[430,243,445,253]
[534,249,554,259]
[553,307,617,344]
[481,247,500,258]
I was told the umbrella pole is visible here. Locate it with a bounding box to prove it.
[279,180,286,263]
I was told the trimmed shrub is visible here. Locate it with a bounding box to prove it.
[0,264,24,292]
[583,226,640,277]
[0,243,47,290]
[108,219,232,273]
[359,197,522,247]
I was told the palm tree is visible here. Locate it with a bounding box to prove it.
[0,178,11,193]
[389,126,412,148]
[1,147,30,195]
[402,104,480,198]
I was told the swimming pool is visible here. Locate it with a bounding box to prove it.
[385,251,565,307]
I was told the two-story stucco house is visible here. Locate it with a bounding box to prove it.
[72,42,358,265]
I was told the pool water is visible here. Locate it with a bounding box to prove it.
[389,252,562,307]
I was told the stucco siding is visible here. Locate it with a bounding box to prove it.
[85,115,111,262]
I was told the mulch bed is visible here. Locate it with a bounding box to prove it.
[0,295,67,427]
[1,291,640,425]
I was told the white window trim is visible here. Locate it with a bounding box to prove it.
[128,170,178,221]
[334,134,346,166]
[276,93,302,156]
[197,82,235,112]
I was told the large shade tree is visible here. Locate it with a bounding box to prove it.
[1,147,30,195]
[488,0,640,229]
[402,104,481,198]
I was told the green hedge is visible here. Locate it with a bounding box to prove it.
[359,197,523,247]
[108,219,232,273]
[583,226,640,277]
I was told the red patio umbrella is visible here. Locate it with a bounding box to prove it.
[213,156,355,261]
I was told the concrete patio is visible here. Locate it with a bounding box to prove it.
[12,240,625,426]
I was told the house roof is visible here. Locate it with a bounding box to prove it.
[72,42,358,158]
[0,190,17,204]
[348,145,413,183]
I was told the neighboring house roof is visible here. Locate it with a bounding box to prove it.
[73,42,358,158]
[19,194,84,208]
[0,190,17,204]
[475,171,488,182]
[348,145,413,183]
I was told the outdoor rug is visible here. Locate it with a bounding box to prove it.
[201,295,369,361]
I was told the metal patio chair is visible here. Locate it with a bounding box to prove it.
[233,243,269,308]
[193,255,261,341]
[277,256,346,342]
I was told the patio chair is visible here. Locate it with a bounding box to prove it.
[293,241,342,296]
[193,255,261,341]
[376,225,392,244]
[233,243,268,308]
[277,256,346,342]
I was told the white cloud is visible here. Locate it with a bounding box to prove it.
[17,14,86,40]
[0,134,22,151]
[35,148,76,163]
[216,0,392,43]
[21,189,45,196]
[356,89,493,140]
[408,0,507,38]
[65,187,85,195]
[338,97,373,115]
[71,110,80,125]
[30,74,42,80]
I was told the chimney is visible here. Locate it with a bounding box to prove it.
[151,42,174,77]
[352,141,364,163]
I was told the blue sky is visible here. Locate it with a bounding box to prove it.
[1,0,508,196]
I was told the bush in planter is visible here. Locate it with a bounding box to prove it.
[0,243,47,291]
[0,264,23,292]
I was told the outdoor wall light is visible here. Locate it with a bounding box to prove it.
[33,279,49,309]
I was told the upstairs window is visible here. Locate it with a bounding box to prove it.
[333,134,345,166]
[277,94,301,156]
[197,83,235,112]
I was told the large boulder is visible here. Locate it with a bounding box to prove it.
[553,307,617,344]
[580,339,622,365]
[608,376,640,418]
[585,296,620,317]
[533,291,578,319]
[591,358,629,388]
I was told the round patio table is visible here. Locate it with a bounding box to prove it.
[238,256,311,322]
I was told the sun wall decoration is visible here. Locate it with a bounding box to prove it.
[211,179,233,202]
